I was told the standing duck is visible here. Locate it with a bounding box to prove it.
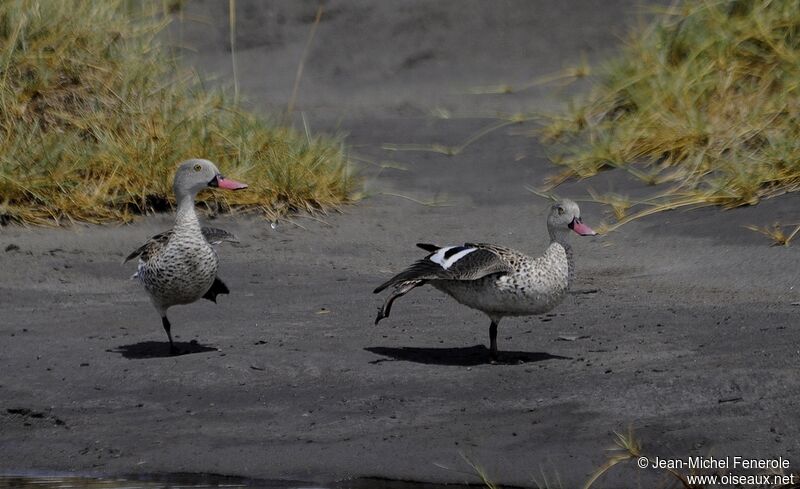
[125,159,247,354]
[373,199,596,362]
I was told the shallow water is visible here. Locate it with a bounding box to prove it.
[0,473,266,489]
[0,474,486,489]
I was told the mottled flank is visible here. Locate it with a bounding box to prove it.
[127,159,246,353]
[374,199,596,361]
[431,241,572,319]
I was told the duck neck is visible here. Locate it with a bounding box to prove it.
[549,231,574,286]
[174,192,201,234]
[563,241,575,286]
[548,227,570,246]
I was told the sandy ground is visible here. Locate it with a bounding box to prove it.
[2,1,800,488]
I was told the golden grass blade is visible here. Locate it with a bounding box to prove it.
[228,0,238,105]
[383,120,514,156]
[461,454,499,489]
[287,5,323,116]
[581,453,634,489]
[379,192,452,207]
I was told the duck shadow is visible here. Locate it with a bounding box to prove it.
[109,340,217,359]
[365,345,569,366]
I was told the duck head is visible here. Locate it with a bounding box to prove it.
[173,159,248,199]
[547,198,596,242]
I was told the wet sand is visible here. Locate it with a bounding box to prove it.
[2,2,799,488]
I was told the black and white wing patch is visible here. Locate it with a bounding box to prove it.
[427,245,512,279]
[374,244,512,293]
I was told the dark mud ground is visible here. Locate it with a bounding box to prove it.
[2,1,800,488]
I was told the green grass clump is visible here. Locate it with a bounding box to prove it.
[0,0,354,225]
[541,0,800,228]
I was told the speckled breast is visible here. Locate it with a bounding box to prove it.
[139,241,218,307]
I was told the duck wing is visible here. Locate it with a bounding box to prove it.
[200,227,239,245]
[124,231,171,263]
[124,227,238,263]
[373,243,515,293]
[415,243,441,252]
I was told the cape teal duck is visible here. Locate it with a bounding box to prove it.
[374,199,597,361]
[125,159,247,354]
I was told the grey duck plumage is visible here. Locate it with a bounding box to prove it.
[374,199,597,362]
[126,159,247,354]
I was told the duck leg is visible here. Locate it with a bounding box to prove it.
[161,316,178,355]
[489,320,499,362]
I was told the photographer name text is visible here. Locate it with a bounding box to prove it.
[643,456,789,470]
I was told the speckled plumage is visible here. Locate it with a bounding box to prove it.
[431,242,572,320]
[125,159,247,354]
[133,206,221,312]
[373,199,595,361]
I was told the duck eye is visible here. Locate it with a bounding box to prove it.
[193,164,202,172]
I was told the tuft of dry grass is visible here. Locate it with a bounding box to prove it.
[582,429,800,489]
[583,428,692,489]
[0,1,355,226]
[540,0,800,227]
[745,222,800,246]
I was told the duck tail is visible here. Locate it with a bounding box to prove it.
[202,277,230,303]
